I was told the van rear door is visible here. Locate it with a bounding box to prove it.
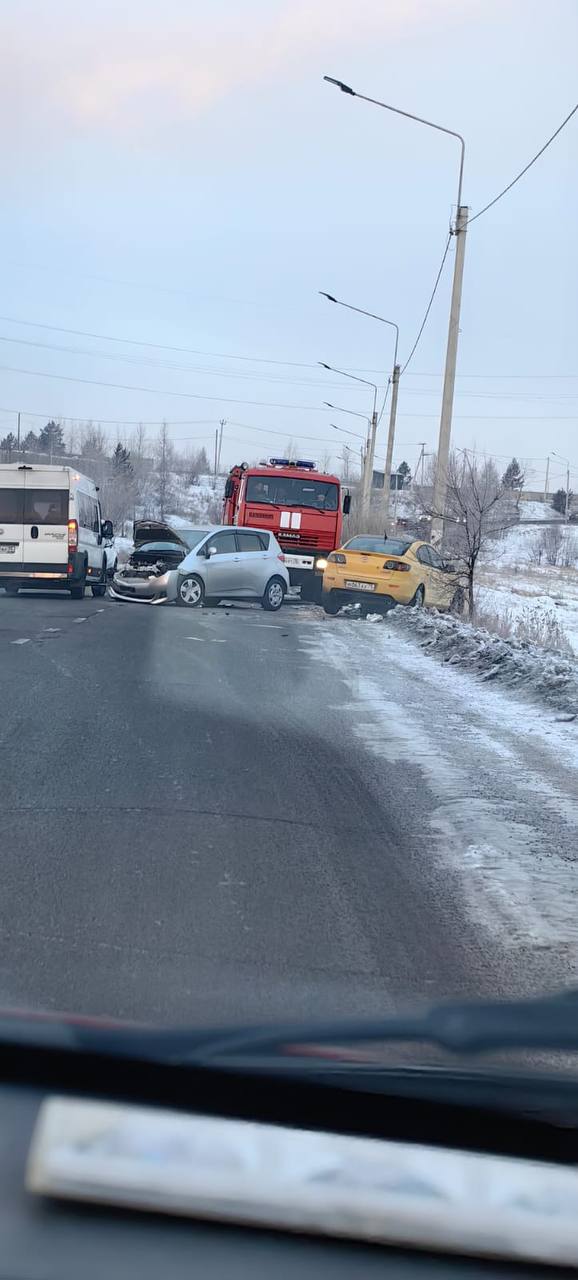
[22,470,69,575]
[0,472,25,569]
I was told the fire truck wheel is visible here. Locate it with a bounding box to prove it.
[300,576,321,603]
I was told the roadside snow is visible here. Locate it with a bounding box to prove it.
[386,607,578,713]
[518,501,563,522]
[308,620,578,969]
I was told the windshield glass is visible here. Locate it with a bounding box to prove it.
[246,476,338,511]
[344,537,413,556]
[1,0,576,1096]
[178,529,211,549]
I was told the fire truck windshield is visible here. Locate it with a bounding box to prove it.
[246,476,338,511]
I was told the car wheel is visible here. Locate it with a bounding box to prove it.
[262,577,286,611]
[91,560,107,597]
[410,585,425,608]
[4,585,19,597]
[322,591,340,616]
[177,573,205,607]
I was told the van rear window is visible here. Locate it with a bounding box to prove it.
[24,490,69,525]
[0,489,23,522]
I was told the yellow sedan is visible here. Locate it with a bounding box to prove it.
[321,535,463,615]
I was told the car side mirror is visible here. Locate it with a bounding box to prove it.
[208,545,218,557]
[224,479,234,499]
[343,494,351,514]
[101,519,113,539]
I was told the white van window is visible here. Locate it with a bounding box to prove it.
[91,499,100,534]
[24,490,69,525]
[78,493,94,530]
[0,489,24,522]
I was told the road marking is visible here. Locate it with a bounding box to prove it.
[74,617,88,623]
[248,623,284,629]
[186,636,206,642]
[43,627,61,633]
[11,638,30,645]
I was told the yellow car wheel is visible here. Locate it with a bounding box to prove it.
[322,591,340,616]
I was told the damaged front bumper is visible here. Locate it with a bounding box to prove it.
[110,568,177,604]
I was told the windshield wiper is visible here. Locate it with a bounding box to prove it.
[38,987,578,1070]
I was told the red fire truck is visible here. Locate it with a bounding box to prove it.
[222,458,350,600]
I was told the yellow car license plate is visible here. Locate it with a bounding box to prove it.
[345,580,375,591]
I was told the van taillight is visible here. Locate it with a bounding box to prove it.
[68,519,78,551]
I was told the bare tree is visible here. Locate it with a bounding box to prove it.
[319,450,333,474]
[153,422,175,519]
[80,423,108,458]
[417,450,517,621]
[538,524,564,566]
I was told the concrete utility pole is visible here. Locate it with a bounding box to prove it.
[16,411,21,454]
[213,427,219,488]
[431,204,469,544]
[543,455,550,502]
[382,364,400,532]
[361,394,379,521]
[217,419,225,474]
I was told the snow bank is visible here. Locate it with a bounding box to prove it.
[386,606,578,715]
[519,500,563,522]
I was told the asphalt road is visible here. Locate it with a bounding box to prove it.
[0,588,574,1027]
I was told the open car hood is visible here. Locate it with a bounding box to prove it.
[133,520,191,549]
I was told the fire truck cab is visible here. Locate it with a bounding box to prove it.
[223,459,350,600]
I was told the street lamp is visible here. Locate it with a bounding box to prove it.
[552,452,571,522]
[320,292,400,529]
[330,422,367,442]
[323,77,467,545]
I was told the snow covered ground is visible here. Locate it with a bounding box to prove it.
[478,516,578,656]
[386,606,578,714]
[309,618,578,982]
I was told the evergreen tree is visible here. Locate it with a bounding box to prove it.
[501,457,525,490]
[0,432,18,458]
[552,488,573,515]
[38,420,65,455]
[22,430,40,453]
[112,442,133,477]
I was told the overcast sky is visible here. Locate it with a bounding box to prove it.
[1,0,576,489]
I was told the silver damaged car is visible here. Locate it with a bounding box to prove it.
[111,521,290,610]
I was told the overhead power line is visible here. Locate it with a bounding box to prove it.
[470,100,578,224]
[400,233,453,376]
[0,314,323,370]
[0,314,576,382]
[0,364,335,412]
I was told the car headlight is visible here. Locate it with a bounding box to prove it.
[315,558,328,571]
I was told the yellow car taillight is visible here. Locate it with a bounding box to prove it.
[383,559,410,571]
